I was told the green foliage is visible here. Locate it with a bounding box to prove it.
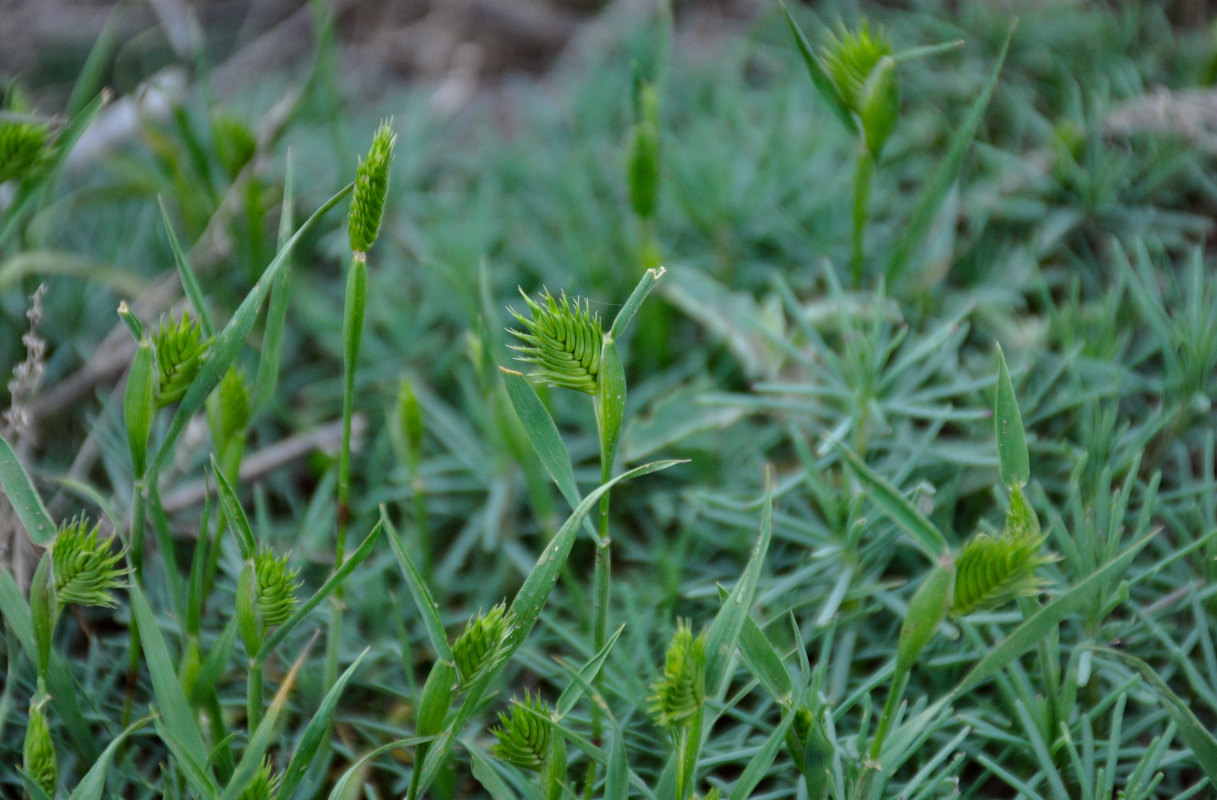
[3,2,1217,799]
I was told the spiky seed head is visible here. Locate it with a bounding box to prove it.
[0,118,51,185]
[154,310,210,408]
[648,620,706,729]
[348,120,396,254]
[253,547,300,628]
[950,497,1056,618]
[822,20,894,114]
[211,110,257,180]
[508,289,604,396]
[23,697,57,798]
[51,516,128,609]
[238,758,281,800]
[491,691,551,771]
[452,602,514,688]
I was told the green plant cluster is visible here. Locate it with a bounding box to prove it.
[2,2,1217,799]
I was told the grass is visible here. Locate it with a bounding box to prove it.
[2,1,1217,798]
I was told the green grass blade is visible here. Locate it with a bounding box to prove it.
[0,432,55,545]
[158,196,215,336]
[500,368,580,510]
[69,715,156,800]
[738,606,795,705]
[252,152,296,417]
[254,520,382,665]
[278,649,371,799]
[221,647,311,800]
[1100,648,1217,788]
[325,738,430,800]
[130,583,218,795]
[609,266,666,340]
[606,722,629,800]
[835,442,949,561]
[556,623,625,718]
[705,469,774,696]
[382,507,452,661]
[413,459,685,797]
[994,344,1029,487]
[780,2,857,136]
[884,27,1012,281]
[148,181,354,477]
[468,745,521,800]
[729,709,795,800]
[212,454,256,559]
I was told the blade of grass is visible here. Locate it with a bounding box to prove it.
[278,649,371,799]
[69,715,156,800]
[705,468,774,696]
[609,266,666,340]
[1099,648,1217,788]
[0,432,55,545]
[130,583,218,795]
[158,196,215,336]
[148,181,354,477]
[382,507,453,661]
[884,26,1013,281]
[500,368,580,510]
[780,2,857,136]
[212,454,256,559]
[834,441,949,561]
[555,623,625,717]
[220,644,310,800]
[994,344,1029,487]
[252,151,296,416]
[729,709,795,800]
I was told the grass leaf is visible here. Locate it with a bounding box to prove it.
[0,432,55,545]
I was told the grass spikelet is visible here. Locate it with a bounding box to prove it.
[508,288,604,396]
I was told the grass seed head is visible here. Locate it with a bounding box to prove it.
[154,310,210,408]
[348,120,396,254]
[648,619,706,729]
[453,602,514,688]
[52,516,128,609]
[491,690,551,771]
[508,288,604,396]
[23,697,57,798]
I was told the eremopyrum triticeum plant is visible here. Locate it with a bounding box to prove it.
[237,546,301,653]
[51,515,129,609]
[509,289,603,395]
[238,758,281,800]
[821,21,898,159]
[153,310,210,408]
[492,691,566,800]
[348,119,396,255]
[22,696,57,798]
[452,602,515,688]
[952,487,1055,617]
[649,620,708,800]
[0,85,52,185]
[648,620,707,729]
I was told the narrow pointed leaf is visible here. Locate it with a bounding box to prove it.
[706,469,774,696]
[501,368,580,510]
[994,344,1030,487]
[835,441,948,560]
[781,2,857,136]
[212,455,256,559]
[0,433,55,545]
[383,508,452,661]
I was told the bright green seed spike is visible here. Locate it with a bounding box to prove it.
[950,519,1055,617]
[154,310,211,408]
[52,515,128,609]
[648,619,707,729]
[253,546,300,628]
[822,19,894,116]
[23,697,57,798]
[348,120,397,254]
[491,690,551,771]
[452,602,514,688]
[508,288,604,395]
